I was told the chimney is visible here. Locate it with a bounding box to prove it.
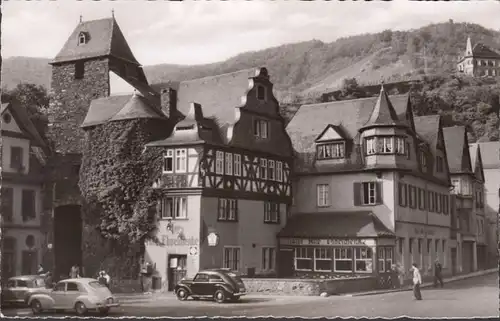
[161,87,177,118]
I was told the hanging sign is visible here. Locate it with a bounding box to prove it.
[207,233,219,247]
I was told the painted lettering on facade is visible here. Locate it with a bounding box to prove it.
[161,236,199,247]
[279,238,375,246]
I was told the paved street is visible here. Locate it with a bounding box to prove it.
[2,273,497,318]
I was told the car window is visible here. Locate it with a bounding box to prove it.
[193,273,209,282]
[54,282,66,291]
[209,275,222,282]
[66,282,79,292]
[17,280,29,287]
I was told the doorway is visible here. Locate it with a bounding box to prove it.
[54,205,82,281]
[167,254,187,291]
[277,249,294,278]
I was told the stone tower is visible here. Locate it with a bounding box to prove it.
[48,16,152,154]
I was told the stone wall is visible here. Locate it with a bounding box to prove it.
[242,276,377,296]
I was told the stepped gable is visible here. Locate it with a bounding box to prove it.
[472,43,500,59]
[51,17,141,65]
[81,92,164,128]
[443,126,472,174]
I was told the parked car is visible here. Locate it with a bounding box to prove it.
[174,268,247,303]
[1,275,50,307]
[27,278,120,316]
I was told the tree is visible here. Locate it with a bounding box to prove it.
[2,83,49,138]
[340,78,366,99]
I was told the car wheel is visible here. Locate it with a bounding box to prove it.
[98,307,110,316]
[30,299,43,315]
[214,290,226,303]
[176,288,189,301]
[74,301,87,316]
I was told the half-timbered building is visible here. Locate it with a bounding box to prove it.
[145,68,294,290]
[283,87,453,288]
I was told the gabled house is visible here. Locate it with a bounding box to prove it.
[443,126,488,273]
[457,36,500,77]
[144,68,294,291]
[1,99,51,280]
[284,87,453,287]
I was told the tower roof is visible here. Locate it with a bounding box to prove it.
[361,85,402,130]
[51,17,141,65]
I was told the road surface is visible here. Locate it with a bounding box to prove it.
[2,272,497,318]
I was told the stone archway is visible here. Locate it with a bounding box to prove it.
[53,204,82,280]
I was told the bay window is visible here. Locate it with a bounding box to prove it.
[366,137,376,155]
[295,247,313,271]
[355,248,373,273]
[314,248,332,272]
[334,248,353,272]
[395,137,406,155]
[380,137,393,154]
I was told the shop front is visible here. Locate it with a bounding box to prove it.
[277,212,396,289]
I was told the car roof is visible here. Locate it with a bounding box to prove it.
[57,278,97,283]
[199,269,233,275]
[9,275,43,281]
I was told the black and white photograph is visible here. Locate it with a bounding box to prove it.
[0,0,499,318]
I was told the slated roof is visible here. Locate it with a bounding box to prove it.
[443,126,470,173]
[52,17,140,64]
[278,211,394,238]
[81,93,164,128]
[153,68,263,127]
[472,43,500,59]
[287,94,410,154]
[470,142,500,169]
[362,86,402,129]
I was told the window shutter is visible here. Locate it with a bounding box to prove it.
[398,183,404,207]
[353,183,361,206]
[1,188,14,222]
[406,142,411,159]
[376,182,383,204]
[235,199,239,221]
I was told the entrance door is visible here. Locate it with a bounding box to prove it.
[54,205,82,281]
[277,249,294,278]
[167,255,187,291]
[450,248,457,275]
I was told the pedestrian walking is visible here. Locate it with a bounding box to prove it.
[411,263,423,300]
[69,265,80,279]
[434,259,444,288]
[37,264,45,275]
[44,272,54,289]
[98,271,111,288]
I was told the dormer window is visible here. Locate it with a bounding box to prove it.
[317,142,345,160]
[78,32,87,45]
[256,85,266,101]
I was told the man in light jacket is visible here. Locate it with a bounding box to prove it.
[411,263,423,300]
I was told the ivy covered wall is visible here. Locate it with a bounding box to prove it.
[79,118,171,279]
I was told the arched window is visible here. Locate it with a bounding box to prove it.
[78,32,87,45]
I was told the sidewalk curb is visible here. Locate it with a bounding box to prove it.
[345,268,498,297]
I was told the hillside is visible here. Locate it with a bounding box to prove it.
[4,21,500,101]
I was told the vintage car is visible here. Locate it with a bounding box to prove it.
[27,278,120,316]
[1,275,49,306]
[174,268,247,303]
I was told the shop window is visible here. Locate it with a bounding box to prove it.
[378,247,393,272]
[295,247,313,271]
[398,183,407,207]
[223,247,241,271]
[160,197,187,219]
[261,247,275,271]
[354,248,373,273]
[264,202,280,224]
[225,153,233,176]
[314,248,333,272]
[218,198,238,221]
[334,248,353,272]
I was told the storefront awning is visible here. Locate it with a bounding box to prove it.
[278,211,394,239]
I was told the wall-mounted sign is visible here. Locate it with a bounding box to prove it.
[279,238,375,247]
[189,247,198,256]
[161,236,198,247]
[207,232,219,247]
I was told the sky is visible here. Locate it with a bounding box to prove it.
[3,0,500,66]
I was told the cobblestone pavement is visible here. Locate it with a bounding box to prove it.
[2,272,497,318]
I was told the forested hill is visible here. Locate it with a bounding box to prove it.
[3,20,500,102]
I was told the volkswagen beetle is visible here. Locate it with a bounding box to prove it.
[174,268,247,303]
[27,278,120,316]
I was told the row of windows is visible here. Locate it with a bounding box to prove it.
[400,238,448,268]
[398,183,450,215]
[317,182,382,207]
[294,247,394,273]
[214,151,285,182]
[316,142,345,160]
[365,136,406,156]
[1,187,36,222]
[160,197,284,224]
[222,246,276,272]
